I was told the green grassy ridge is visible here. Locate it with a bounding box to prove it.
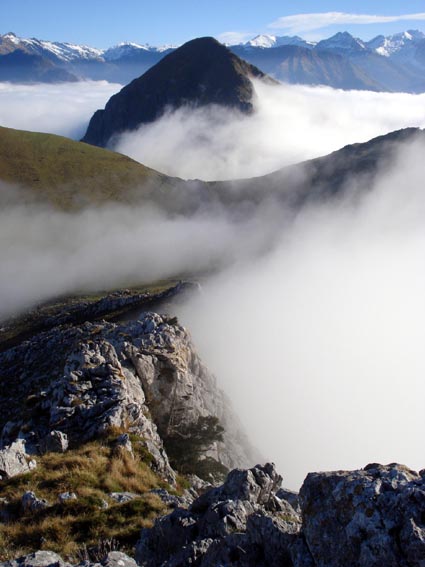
[0,126,172,209]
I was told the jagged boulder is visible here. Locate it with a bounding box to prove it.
[298,463,425,567]
[135,463,301,567]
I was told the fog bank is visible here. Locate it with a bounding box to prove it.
[115,80,425,180]
[177,138,425,487]
[0,81,121,139]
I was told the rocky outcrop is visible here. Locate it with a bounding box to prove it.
[135,463,301,567]
[133,462,425,567]
[299,463,425,567]
[82,37,275,147]
[0,311,255,484]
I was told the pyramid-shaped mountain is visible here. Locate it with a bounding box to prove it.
[82,36,273,147]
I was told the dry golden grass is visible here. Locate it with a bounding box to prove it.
[0,434,170,561]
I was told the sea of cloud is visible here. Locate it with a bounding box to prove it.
[0,79,424,487]
[114,79,425,179]
[0,81,121,139]
[177,138,425,487]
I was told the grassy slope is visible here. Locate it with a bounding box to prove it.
[0,126,171,209]
[0,432,175,561]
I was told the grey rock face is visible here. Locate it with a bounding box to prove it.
[299,463,425,567]
[276,487,300,513]
[135,463,300,567]
[135,462,425,567]
[0,313,254,486]
[0,440,36,479]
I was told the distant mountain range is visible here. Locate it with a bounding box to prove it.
[2,29,425,91]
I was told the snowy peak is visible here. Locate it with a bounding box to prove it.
[0,32,103,61]
[103,42,151,61]
[243,34,315,49]
[24,38,103,62]
[246,34,279,48]
[366,29,425,57]
[316,32,366,54]
[103,42,174,61]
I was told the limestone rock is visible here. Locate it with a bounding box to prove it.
[0,440,36,479]
[0,312,255,486]
[135,463,301,567]
[299,463,425,567]
[0,551,69,567]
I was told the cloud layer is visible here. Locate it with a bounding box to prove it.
[177,137,425,488]
[0,81,121,139]
[268,11,425,35]
[115,80,425,180]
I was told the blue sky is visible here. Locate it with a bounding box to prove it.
[2,0,425,47]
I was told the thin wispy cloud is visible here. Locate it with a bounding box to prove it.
[217,31,254,45]
[268,12,425,35]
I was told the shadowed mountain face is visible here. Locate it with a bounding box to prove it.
[81,37,274,148]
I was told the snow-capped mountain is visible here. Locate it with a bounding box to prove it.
[0,32,174,64]
[315,32,366,54]
[0,32,103,62]
[366,30,425,57]
[243,34,315,49]
[2,29,425,92]
[103,42,174,61]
